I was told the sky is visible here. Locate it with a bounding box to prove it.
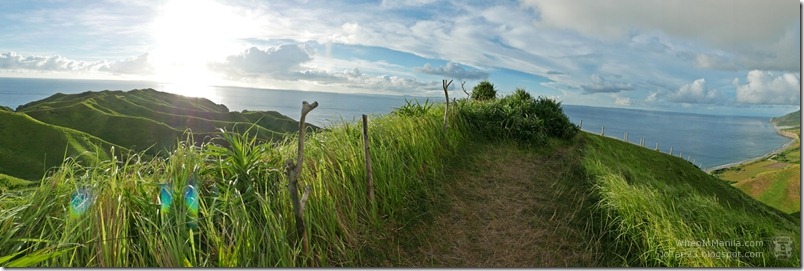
[0,0,800,117]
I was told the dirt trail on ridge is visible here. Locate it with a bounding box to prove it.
[397,142,600,267]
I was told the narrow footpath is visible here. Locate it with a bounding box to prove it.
[395,142,601,267]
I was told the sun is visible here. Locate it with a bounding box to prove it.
[149,0,248,95]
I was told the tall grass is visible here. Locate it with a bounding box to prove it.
[0,102,469,267]
[582,133,800,267]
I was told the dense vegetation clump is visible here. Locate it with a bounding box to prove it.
[470,80,497,101]
[457,87,578,145]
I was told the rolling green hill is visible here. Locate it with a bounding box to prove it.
[1,88,309,183]
[771,109,801,127]
[0,110,123,182]
[17,88,310,154]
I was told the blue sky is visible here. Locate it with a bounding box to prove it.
[0,0,800,117]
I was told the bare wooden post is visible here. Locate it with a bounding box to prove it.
[601,125,605,136]
[624,132,628,142]
[361,114,375,204]
[640,138,645,147]
[669,147,673,156]
[655,143,659,151]
[460,81,470,97]
[579,120,583,130]
[442,79,453,131]
[285,101,318,256]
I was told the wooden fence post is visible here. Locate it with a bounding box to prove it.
[640,138,645,147]
[362,114,375,204]
[601,125,605,136]
[579,120,583,130]
[669,147,673,156]
[285,101,318,256]
[624,132,628,142]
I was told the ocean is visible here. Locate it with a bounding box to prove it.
[562,105,790,170]
[0,77,791,170]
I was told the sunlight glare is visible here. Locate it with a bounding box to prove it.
[150,0,249,95]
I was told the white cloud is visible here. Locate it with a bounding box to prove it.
[0,51,160,77]
[215,45,313,77]
[99,53,154,75]
[645,91,658,103]
[614,95,631,106]
[0,52,103,71]
[380,0,437,9]
[344,73,440,94]
[415,62,488,80]
[581,74,634,93]
[669,78,719,104]
[733,70,800,105]
[213,44,440,95]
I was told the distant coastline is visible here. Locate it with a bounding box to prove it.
[706,121,799,173]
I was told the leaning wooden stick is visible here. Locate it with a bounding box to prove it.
[286,101,318,255]
[442,79,453,131]
[460,81,469,97]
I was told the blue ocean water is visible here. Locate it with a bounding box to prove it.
[562,105,791,170]
[0,77,791,170]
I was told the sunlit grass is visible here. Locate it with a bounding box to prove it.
[582,133,800,267]
[0,102,469,267]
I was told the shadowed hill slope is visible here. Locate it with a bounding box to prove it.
[0,110,123,182]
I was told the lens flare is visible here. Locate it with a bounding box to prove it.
[70,188,91,217]
[184,184,199,230]
[159,183,173,214]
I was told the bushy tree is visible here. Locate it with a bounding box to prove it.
[471,80,497,101]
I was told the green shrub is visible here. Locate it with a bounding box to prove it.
[394,98,434,117]
[456,98,547,145]
[532,97,579,139]
[471,80,497,101]
[456,88,578,145]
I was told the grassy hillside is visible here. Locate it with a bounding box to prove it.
[17,89,308,154]
[0,110,123,182]
[771,110,801,127]
[582,133,800,266]
[716,127,801,214]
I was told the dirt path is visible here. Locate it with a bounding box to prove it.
[396,142,600,267]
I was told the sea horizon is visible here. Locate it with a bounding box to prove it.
[0,76,793,170]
